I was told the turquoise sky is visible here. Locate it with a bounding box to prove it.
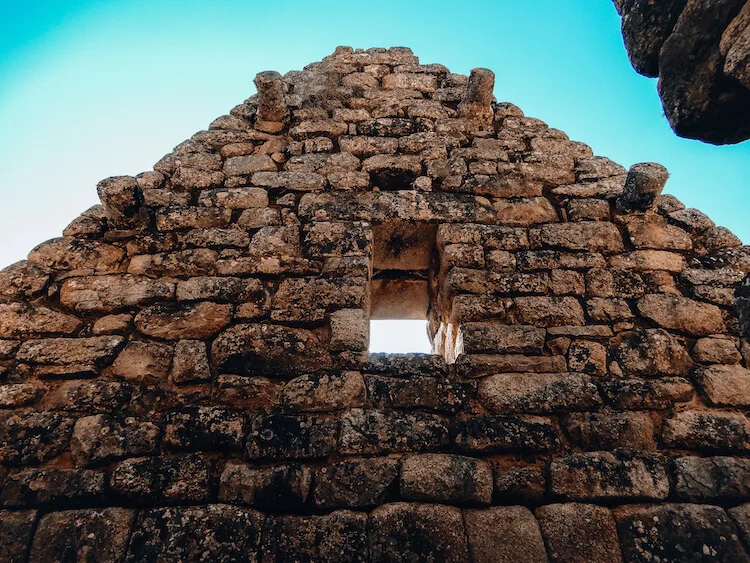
[0,0,748,271]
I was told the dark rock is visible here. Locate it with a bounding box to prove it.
[1,468,105,508]
[491,460,547,503]
[339,409,449,455]
[29,508,136,563]
[313,457,399,508]
[247,414,338,459]
[126,504,263,562]
[163,407,247,452]
[565,411,656,450]
[598,376,694,409]
[219,461,311,511]
[0,509,36,563]
[673,456,750,501]
[261,511,368,563]
[609,329,692,377]
[451,415,559,454]
[369,502,469,563]
[110,454,211,503]
[478,372,601,414]
[663,410,750,451]
[70,415,160,466]
[615,503,750,562]
[550,450,669,501]
[0,412,75,466]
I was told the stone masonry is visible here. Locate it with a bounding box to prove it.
[2,46,750,561]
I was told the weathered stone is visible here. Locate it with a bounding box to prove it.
[198,186,269,208]
[366,373,472,414]
[1,468,105,507]
[281,371,365,412]
[247,414,338,459]
[693,364,750,406]
[252,171,326,191]
[48,380,133,413]
[625,215,692,250]
[110,454,210,503]
[97,175,146,228]
[255,70,287,122]
[170,339,211,384]
[70,415,159,466]
[60,275,174,313]
[262,511,368,563]
[212,324,332,377]
[536,503,622,563]
[219,461,311,511]
[339,409,449,455]
[17,336,123,370]
[329,308,369,351]
[663,410,750,451]
[616,504,750,563]
[457,323,546,354]
[135,302,232,340]
[464,506,548,563]
[0,509,36,563]
[0,261,51,301]
[491,460,546,503]
[565,411,656,450]
[163,407,246,451]
[29,237,125,272]
[567,339,607,375]
[537,221,624,253]
[494,197,558,226]
[313,457,399,508]
[637,294,724,336]
[729,503,750,551]
[610,329,692,376]
[223,153,277,176]
[0,412,75,466]
[513,296,586,326]
[155,206,232,231]
[479,372,601,414]
[616,162,669,212]
[0,303,82,338]
[125,504,263,562]
[586,268,645,298]
[370,503,469,563]
[29,508,135,563]
[673,456,750,501]
[128,248,217,277]
[454,353,567,377]
[693,337,741,364]
[451,415,559,454]
[110,341,173,384]
[271,277,366,322]
[400,453,492,505]
[290,119,348,140]
[608,250,686,271]
[550,451,669,500]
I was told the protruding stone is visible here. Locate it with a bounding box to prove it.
[616,162,669,212]
[97,175,147,228]
[458,68,495,122]
[254,70,287,123]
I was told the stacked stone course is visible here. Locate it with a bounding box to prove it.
[1,46,750,561]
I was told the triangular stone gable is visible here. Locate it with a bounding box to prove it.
[1,46,750,561]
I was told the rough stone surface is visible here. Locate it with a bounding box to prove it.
[1,46,748,558]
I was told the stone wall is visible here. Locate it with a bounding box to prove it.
[2,46,750,561]
[613,0,750,144]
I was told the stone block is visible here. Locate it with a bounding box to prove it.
[163,407,246,451]
[134,302,232,340]
[29,508,135,563]
[693,364,750,406]
[0,303,82,338]
[463,506,548,563]
[339,409,449,455]
[610,329,691,376]
[170,339,211,384]
[219,461,311,511]
[110,341,173,385]
[536,503,622,563]
[663,410,750,451]
[451,415,559,454]
[329,309,369,351]
[70,415,160,466]
[370,503,469,563]
[513,296,585,326]
[537,221,624,253]
[673,456,750,501]
[457,323,546,354]
[400,453,492,505]
[565,411,656,450]
[0,412,75,466]
[479,372,601,414]
[125,505,263,562]
[0,509,36,563]
[637,294,724,336]
[599,376,694,409]
[110,454,210,503]
[550,451,669,501]
[1,468,105,508]
[313,457,399,508]
[281,371,365,412]
[0,260,51,301]
[247,414,338,459]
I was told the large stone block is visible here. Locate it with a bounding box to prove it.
[673,456,750,501]
[369,503,470,563]
[0,260,52,301]
[110,454,210,503]
[400,453,493,505]
[693,364,750,406]
[1,468,105,508]
[457,323,546,354]
[281,371,365,412]
[565,411,656,450]
[29,508,135,563]
[479,372,601,414]
[536,221,624,253]
[451,415,559,454]
[313,457,399,509]
[271,277,366,322]
[550,451,669,501]
[609,329,691,376]
[0,412,75,466]
[536,503,622,563]
[339,409,449,455]
[60,275,174,313]
[70,415,160,466]
[0,509,36,563]
[261,511,368,563]
[637,294,724,336]
[219,461,311,511]
[615,504,750,563]
[663,410,750,451]
[163,407,247,452]
[134,302,232,340]
[598,377,694,409]
[0,303,82,338]
[126,505,263,562]
[464,506,548,563]
[212,324,332,377]
[247,414,338,460]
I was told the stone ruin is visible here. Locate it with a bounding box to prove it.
[1,46,750,562]
[613,0,750,145]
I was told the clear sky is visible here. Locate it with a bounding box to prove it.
[0,0,747,352]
